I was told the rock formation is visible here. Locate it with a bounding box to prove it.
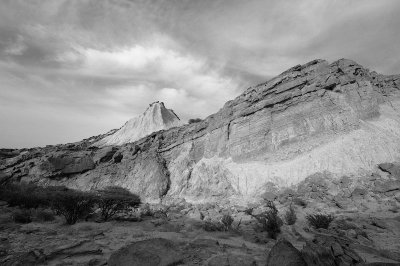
[1,58,400,203]
[94,101,182,147]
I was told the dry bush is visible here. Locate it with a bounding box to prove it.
[96,186,141,221]
[284,204,297,225]
[188,118,202,124]
[50,188,96,225]
[306,213,334,229]
[220,214,234,231]
[250,201,283,239]
[139,203,153,217]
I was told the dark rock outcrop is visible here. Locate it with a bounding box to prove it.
[266,239,306,266]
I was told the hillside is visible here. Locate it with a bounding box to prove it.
[1,58,400,203]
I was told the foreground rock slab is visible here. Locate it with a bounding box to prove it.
[108,238,183,266]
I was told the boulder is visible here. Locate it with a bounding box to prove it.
[93,147,118,164]
[266,239,306,266]
[44,153,95,175]
[108,238,183,266]
[301,240,336,266]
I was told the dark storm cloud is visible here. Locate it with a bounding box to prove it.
[0,0,399,148]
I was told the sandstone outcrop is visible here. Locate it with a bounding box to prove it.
[1,59,400,203]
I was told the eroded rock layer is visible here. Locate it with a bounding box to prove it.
[1,59,400,203]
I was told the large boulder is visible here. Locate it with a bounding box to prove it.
[266,239,306,266]
[108,238,183,266]
[301,240,336,266]
[42,152,95,176]
[93,147,118,164]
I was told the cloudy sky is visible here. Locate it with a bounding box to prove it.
[1,0,399,148]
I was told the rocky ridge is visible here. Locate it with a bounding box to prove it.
[1,58,400,203]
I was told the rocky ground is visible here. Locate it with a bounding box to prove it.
[1,168,400,266]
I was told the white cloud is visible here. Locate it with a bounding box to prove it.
[74,41,240,119]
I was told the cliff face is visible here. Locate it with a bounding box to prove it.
[1,59,400,203]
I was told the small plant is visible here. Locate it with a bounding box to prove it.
[139,203,153,217]
[251,201,283,239]
[284,204,297,225]
[50,188,96,225]
[306,213,334,229]
[96,186,141,221]
[12,209,32,224]
[220,214,234,231]
[188,118,202,124]
[153,207,170,219]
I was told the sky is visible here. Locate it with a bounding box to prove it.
[1,0,400,148]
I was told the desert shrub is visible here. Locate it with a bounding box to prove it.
[0,183,48,209]
[50,188,96,225]
[203,214,238,232]
[34,209,55,222]
[293,197,307,208]
[96,186,141,221]
[12,209,32,224]
[251,201,283,239]
[188,118,202,124]
[220,214,234,231]
[306,213,334,229]
[139,203,153,217]
[284,204,297,225]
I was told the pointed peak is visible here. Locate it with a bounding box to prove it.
[95,101,182,146]
[148,101,165,107]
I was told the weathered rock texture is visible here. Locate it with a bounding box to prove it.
[1,59,400,203]
[95,101,182,147]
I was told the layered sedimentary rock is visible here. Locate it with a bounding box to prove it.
[94,101,182,147]
[1,59,400,203]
